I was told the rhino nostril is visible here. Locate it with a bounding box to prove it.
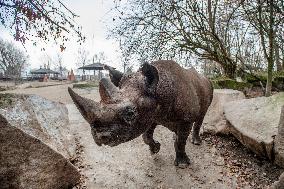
[93,121,103,128]
[124,113,135,123]
[126,111,134,117]
[122,106,137,123]
[101,136,108,141]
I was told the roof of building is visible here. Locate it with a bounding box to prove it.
[30,68,59,74]
[78,62,105,70]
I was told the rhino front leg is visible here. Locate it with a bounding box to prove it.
[142,125,160,154]
[192,115,205,145]
[174,123,192,168]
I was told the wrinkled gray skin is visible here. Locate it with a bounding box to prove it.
[68,60,213,168]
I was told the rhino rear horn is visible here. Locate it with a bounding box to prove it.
[68,87,100,124]
[99,78,119,103]
[104,65,123,87]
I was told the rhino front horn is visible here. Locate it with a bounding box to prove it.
[68,87,100,124]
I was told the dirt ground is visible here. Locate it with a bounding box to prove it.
[1,82,100,104]
[3,83,283,189]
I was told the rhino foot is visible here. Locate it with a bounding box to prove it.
[191,135,202,145]
[174,153,191,168]
[150,141,160,154]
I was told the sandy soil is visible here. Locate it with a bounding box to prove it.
[0,81,16,87]
[3,83,283,188]
[1,82,99,104]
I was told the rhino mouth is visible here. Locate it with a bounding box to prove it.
[91,123,128,147]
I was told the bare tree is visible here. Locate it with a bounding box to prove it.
[242,0,284,96]
[110,0,284,97]
[40,53,53,69]
[110,0,257,78]
[92,52,107,64]
[44,52,66,79]
[92,51,108,80]
[76,47,90,76]
[0,0,85,49]
[0,38,29,80]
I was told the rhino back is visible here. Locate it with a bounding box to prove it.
[152,60,213,122]
[186,68,213,115]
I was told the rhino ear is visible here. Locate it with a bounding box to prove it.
[104,65,123,87]
[141,62,159,93]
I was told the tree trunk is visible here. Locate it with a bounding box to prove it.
[275,46,282,72]
[223,63,236,79]
[266,58,273,97]
[265,0,275,97]
[282,48,284,71]
[275,43,282,71]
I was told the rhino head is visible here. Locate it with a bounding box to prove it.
[68,63,159,147]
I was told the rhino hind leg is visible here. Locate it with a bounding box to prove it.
[174,122,192,168]
[142,125,160,154]
[191,114,205,145]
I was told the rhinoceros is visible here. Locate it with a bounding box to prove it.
[68,60,213,168]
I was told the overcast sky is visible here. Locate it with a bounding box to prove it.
[0,0,124,73]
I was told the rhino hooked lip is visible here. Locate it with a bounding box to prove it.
[93,131,118,147]
[91,123,125,147]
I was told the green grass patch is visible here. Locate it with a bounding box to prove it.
[73,82,99,89]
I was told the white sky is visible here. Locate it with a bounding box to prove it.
[0,0,124,73]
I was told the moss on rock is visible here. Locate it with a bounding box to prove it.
[274,76,284,90]
[211,79,252,91]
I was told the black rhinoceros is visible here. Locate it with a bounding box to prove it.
[68,60,213,168]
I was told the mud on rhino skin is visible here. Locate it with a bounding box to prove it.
[68,60,213,168]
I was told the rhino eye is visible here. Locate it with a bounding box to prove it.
[122,106,137,122]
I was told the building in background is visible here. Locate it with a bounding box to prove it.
[78,62,108,81]
[30,67,59,81]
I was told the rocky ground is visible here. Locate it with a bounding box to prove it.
[206,134,283,188]
[2,83,283,189]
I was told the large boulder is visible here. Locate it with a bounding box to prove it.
[0,115,80,189]
[0,94,76,158]
[0,94,80,189]
[203,89,245,134]
[274,106,284,167]
[224,92,284,160]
